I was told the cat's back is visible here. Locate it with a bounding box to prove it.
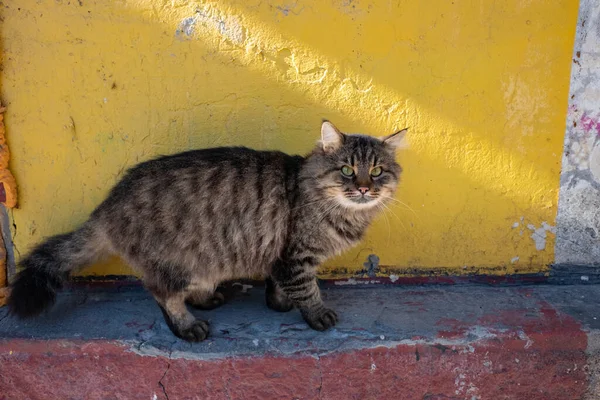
[93,146,304,275]
[126,146,297,178]
[103,146,303,205]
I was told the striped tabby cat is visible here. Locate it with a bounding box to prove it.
[8,121,407,341]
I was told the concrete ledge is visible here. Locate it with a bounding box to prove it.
[1,284,599,399]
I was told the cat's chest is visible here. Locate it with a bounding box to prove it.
[316,215,369,255]
[292,207,373,257]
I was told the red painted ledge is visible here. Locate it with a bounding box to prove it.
[0,284,598,399]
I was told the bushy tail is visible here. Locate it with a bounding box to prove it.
[8,223,107,318]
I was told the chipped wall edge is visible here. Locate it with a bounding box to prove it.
[555,0,600,266]
[0,103,18,306]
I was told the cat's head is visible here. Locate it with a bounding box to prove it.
[304,120,407,210]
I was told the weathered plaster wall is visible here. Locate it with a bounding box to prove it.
[556,0,600,267]
[1,0,578,277]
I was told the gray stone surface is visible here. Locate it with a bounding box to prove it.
[1,284,600,360]
[556,0,600,265]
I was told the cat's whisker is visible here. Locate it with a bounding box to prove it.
[379,201,407,232]
[383,196,415,211]
[381,195,412,208]
[382,196,420,220]
[292,199,330,211]
[303,198,335,217]
[376,203,392,245]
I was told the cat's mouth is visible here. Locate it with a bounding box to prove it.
[348,196,373,204]
[344,193,379,206]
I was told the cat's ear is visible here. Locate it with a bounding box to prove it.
[380,128,408,151]
[320,120,345,153]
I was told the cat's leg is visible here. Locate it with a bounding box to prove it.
[149,287,210,341]
[265,276,294,312]
[271,258,338,331]
[135,259,211,342]
[186,288,225,310]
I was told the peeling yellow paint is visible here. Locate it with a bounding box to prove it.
[1,0,578,277]
[0,105,17,209]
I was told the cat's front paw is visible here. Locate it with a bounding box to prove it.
[302,308,338,331]
[177,320,210,342]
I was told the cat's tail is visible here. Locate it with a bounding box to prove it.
[8,222,108,318]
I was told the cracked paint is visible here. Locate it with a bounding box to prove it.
[175,17,197,38]
[511,219,556,252]
[362,254,380,278]
[526,222,556,251]
[176,7,245,44]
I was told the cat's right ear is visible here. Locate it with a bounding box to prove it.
[320,120,344,153]
[381,128,408,151]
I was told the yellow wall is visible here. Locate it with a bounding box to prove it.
[1,0,578,278]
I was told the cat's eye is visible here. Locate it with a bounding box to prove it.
[341,165,354,177]
[370,166,383,177]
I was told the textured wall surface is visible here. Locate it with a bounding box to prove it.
[556,0,600,267]
[1,0,578,277]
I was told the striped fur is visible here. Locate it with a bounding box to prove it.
[8,121,406,341]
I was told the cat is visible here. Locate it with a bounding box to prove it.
[8,120,407,342]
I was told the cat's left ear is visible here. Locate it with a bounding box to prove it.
[320,120,345,153]
[380,128,408,151]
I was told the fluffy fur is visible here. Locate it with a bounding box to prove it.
[8,121,407,341]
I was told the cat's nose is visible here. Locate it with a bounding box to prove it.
[358,187,370,195]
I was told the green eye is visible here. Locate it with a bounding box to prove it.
[341,165,354,176]
[370,166,383,177]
